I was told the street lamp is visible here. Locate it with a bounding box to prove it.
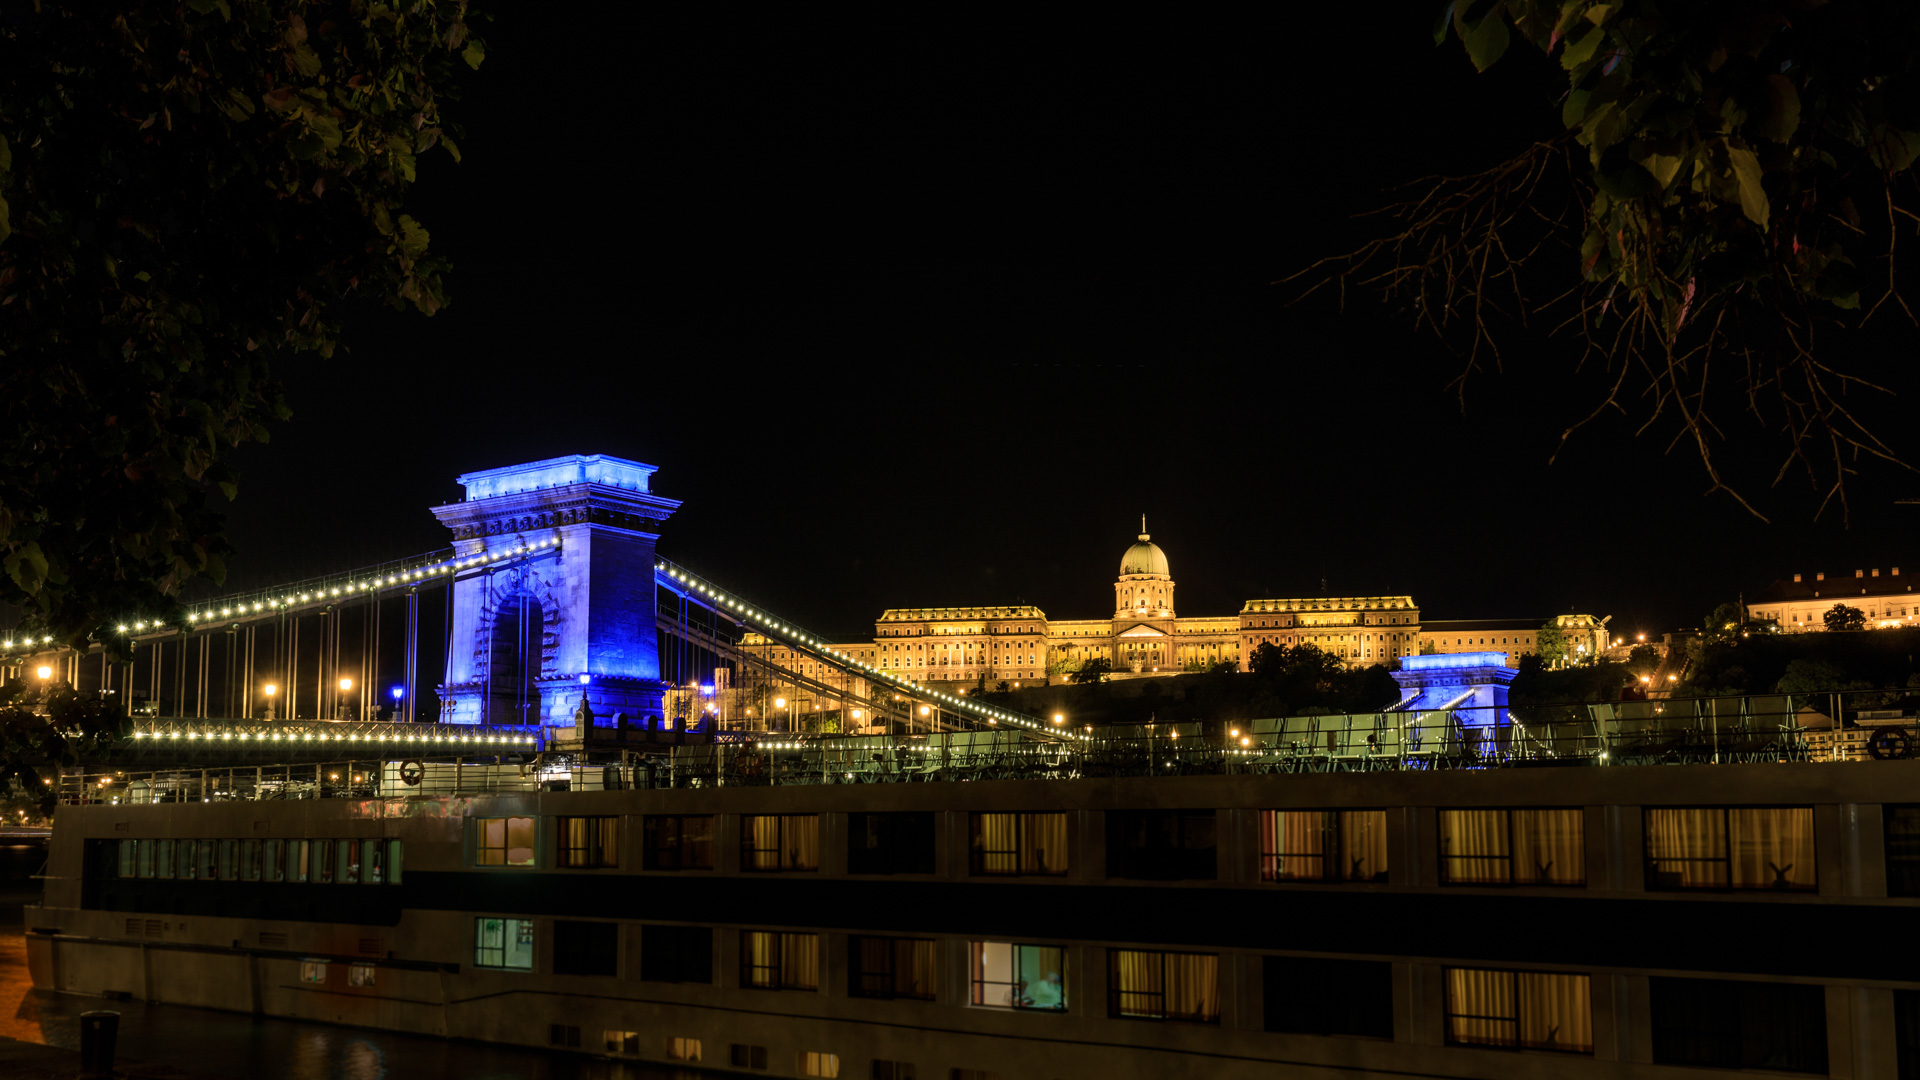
[263,682,278,721]
[391,685,405,722]
[35,665,51,681]
[1052,713,1064,725]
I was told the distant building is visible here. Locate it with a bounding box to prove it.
[1748,567,1919,632]
[1419,614,1611,668]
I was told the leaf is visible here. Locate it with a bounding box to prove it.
[397,214,430,257]
[1561,22,1603,71]
[462,41,486,71]
[291,43,321,78]
[1815,258,1860,309]
[4,542,48,595]
[1760,74,1800,143]
[1727,145,1769,230]
[1433,1,1456,45]
[1455,6,1511,72]
[441,135,462,163]
[1865,126,1920,172]
[0,133,9,173]
[1643,152,1684,189]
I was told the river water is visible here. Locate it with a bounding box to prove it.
[0,843,706,1079]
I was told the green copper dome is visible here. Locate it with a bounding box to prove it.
[1120,532,1170,577]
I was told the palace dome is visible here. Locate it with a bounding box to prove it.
[1120,533,1170,578]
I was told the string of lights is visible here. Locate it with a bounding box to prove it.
[654,557,1081,742]
[0,540,560,652]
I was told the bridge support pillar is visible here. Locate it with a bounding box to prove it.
[432,455,682,727]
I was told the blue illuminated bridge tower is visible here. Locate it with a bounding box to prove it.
[432,455,682,727]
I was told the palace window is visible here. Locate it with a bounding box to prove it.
[741,815,820,872]
[970,941,1067,1011]
[740,930,819,991]
[1107,949,1220,1023]
[558,816,620,868]
[1438,809,1585,886]
[474,916,536,970]
[1444,968,1592,1054]
[969,812,1069,876]
[643,815,714,870]
[1644,807,1815,891]
[1260,809,1388,882]
[475,816,536,867]
[849,936,938,1000]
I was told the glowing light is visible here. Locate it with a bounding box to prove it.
[264,684,277,697]
[339,677,353,692]
[35,666,51,680]
[391,686,405,701]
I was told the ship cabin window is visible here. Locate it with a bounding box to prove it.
[1444,967,1593,1054]
[849,936,937,1001]
[217,839,237,881]
[557,817,619,869]
[336,839,360,884]
[238,840,260,882]
[640,925,713,984]
[154,840,174,879]
[196,840,216,881]
[740,815,820,873]
[1886,806,1920,896]
[474,916,536,970]
[642,816,713,871]
[799,1051,840,1077]
[1106,810,1216,881]
[262,840,283,882]
[1261,810,1389,883]
[553,920,619,977]
[604,1031,640,1055]
[1649,976,1827,1073]
[969,812,1069,876]
[1107,949,1220,1023]
[1439,809,1585,886]
[177,840,197,880]
[1264,956,1393,1038]
[740,930,819,991]
[970,942,1067,1012]
[1643,807,1815,892]
[288,840,311,882]
[315,840,335,884]
[848,812,937,875]
[347,964,376,988]
[474,816,537,868]
[300,960,327,984]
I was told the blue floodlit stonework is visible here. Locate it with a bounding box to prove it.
[1391,651,1516,726]
[432,455,682,726]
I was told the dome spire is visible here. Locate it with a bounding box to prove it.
[1139,513,1149,542]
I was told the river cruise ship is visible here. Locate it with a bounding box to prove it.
[22,701,1920,1080]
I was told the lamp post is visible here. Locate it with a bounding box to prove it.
[263,683,278,722]
[390,685,405,723]
[338,677,353,721]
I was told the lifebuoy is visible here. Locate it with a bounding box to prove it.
[399,760,425,786]
[1868,727,1914,761]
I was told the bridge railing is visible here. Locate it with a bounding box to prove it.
[122,718,542,752]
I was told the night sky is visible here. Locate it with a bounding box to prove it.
[213,6,1918,644]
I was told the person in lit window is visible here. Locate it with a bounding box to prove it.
[1025,970,1065,1010]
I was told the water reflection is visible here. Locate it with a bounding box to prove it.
[0,842,708,1079]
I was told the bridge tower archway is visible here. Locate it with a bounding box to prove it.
[433,455,682,726]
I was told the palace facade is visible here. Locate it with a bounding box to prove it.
[1748,567,1919,632]
[749,530,1425,691]
[740,530,1608,712]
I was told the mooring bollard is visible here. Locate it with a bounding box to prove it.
[77,1010,118,1080]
